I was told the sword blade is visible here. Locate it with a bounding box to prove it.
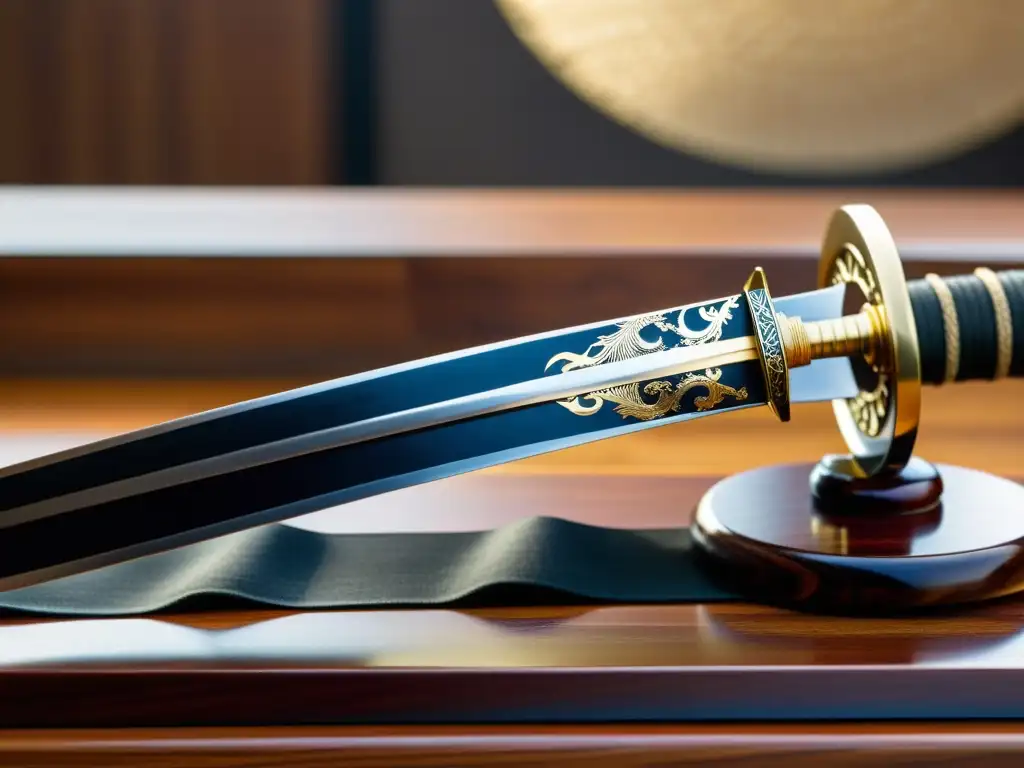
[0,284,855,590]
[0,336,760,528]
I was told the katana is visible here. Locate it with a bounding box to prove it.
[1,204,1021,591]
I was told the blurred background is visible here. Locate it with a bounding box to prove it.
[1,0,1023,475]
[3,0,1023,188]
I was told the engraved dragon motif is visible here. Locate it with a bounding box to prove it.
[544,313,668,373]
[545,296,748,420]
[562,368,748,421]
[652,300,739,346]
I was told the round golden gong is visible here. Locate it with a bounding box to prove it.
[496,0,1024,174]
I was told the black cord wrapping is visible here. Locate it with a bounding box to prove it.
[998,271,1024,377]
[907,269,1024,383]
[908,278,947,385]
[946,274,998,381]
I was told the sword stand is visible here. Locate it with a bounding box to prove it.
[692,456,1024,614]
[692,205,1024,614]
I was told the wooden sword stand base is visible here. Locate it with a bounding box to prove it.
[690,204,1024,615]
[692,456,1024,614]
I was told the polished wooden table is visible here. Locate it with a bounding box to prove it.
[2,179,1023,766]
[3,379,1024,765]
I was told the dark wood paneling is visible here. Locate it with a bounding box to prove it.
[0,0,328,185]
[0,257,414,377]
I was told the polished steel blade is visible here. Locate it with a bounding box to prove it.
[4,285,857,525]
[0,283,859,591]
[0,336,760,527]
[2,284,851,479]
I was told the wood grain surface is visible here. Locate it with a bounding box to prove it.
[4,724,1024,767]
[0,0,328,185]
[693,460,1024,611]
[2,377,1024,763]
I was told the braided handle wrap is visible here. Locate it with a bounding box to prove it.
[908,269,1024,385]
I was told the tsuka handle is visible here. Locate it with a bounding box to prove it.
[907,269,1024,385]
